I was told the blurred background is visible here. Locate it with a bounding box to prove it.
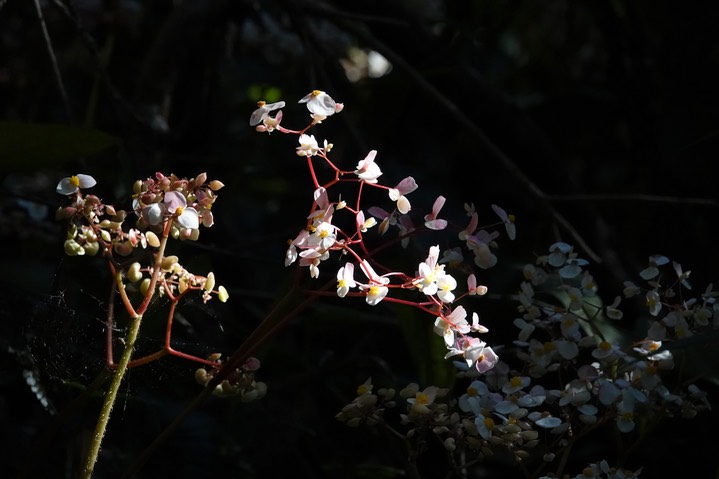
[1,1,718,477]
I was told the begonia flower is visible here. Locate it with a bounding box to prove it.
[164,191,199,229]
[354,150,382,183]
[388,176,418,214]
[249,100,285,126]
[296,134,320,156]
[299,90,339,118]
[433,305,470,346]
[491,204,516,240]
[336,263,357,298]
[56,174,96,195]
[424,196,447,230]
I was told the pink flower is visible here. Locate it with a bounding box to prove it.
[388,176,418,214]
[424,196,448,230]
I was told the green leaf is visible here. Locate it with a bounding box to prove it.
[0,121,118,172]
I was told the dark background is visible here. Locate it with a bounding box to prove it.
[1,1,718,478]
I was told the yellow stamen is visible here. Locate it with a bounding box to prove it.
[70,176,80,187]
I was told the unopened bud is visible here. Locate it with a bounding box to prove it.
[140,278,151,296]
[161,255,178,271]
[208,180,225,191]
[64,239,85,256]
[178,277,189,293]
[128,262,143,282]
[204,272,216,292]
[194,368,209,385]
[146,231,160,248]
[217,285,229,302]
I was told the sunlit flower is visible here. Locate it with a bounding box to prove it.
[388,176,418,214]
[249,100,285,127]
[164,191,199,229]
[433,305,470,346]
[336,263,357,298]
[354,150,383,183]
[296,134,320,156]
[56,174,96,195]
[424,195,448,230]
[298,90,341,121]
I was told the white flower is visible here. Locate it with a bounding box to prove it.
[336,263,357,298]
[433,306,470,346]
[164,191,199,229]
[354,150,382,183]
[363,284,388,305]
[249,100,285,126]
[56,174,96,195]
[296,134,320,156]
[299,90,338,117]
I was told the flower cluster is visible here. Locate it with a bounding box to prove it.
[195,355,267,401]
[250,91,517,372]
[56,171,233,370]
[337,243,714,476]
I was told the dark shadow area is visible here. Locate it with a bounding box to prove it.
[2,1,718,478]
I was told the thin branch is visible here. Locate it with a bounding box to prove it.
[547,193,719,208]
[33,0,74,122]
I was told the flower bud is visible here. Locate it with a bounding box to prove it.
[140,278,152,296]
[114,241,133,256]
[127,262,143,282]
[145,231,160,248]
[161,255,178,271]
[195,368,210,385]
[217,285,229,303]
[204,272,216,292]
[55,206,77,220]
[195,172,207,187]
[83,241,100,256]
[64,239,85,256]
[208,180,225,191]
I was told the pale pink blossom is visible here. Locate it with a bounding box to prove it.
[424,195,448,230]
[354,150,383,183]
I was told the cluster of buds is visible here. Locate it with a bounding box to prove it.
[126,256,229,304]
[132,172,224,240]
[56,171,233,372]
[250,91,517,374]
[195,355,267,401]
